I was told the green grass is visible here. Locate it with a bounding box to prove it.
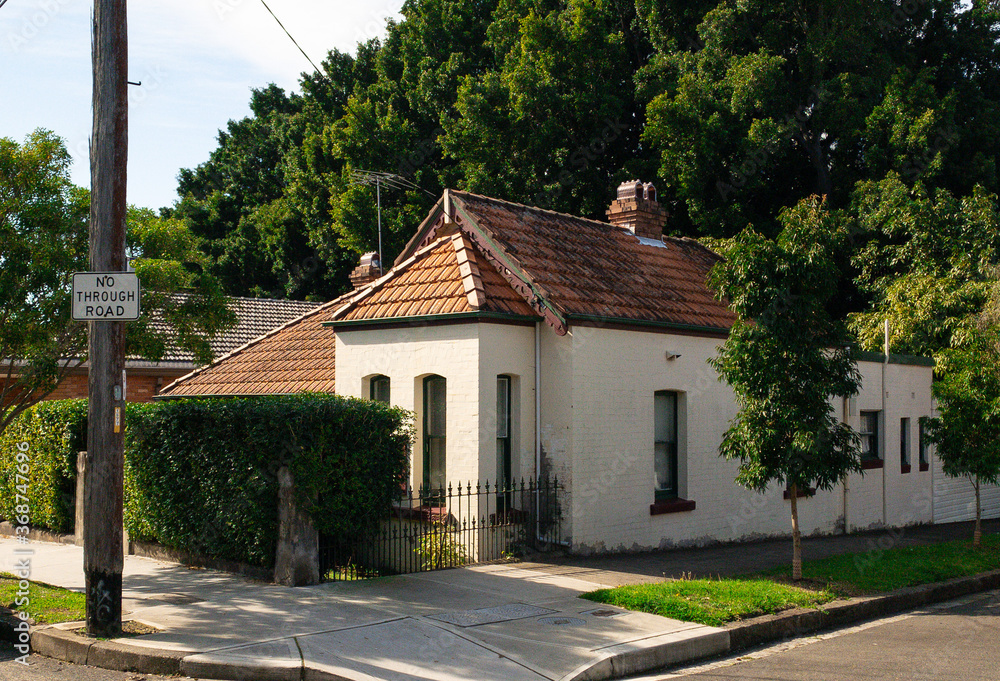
[758,534,1000,595]
[0,573,86,624]
[582,534,1000,627]
[581,578,834,627]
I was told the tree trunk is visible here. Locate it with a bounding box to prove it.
[790,483,802,581]
[974,478,982,549]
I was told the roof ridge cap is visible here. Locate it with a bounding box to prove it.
[449,189,617,231]
[452,233,486,310]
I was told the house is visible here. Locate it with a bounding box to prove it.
[160,182,969,553]
[2,296,322,404]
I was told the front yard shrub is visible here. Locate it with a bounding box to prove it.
[0,399,87,533]
[125,394,412,567]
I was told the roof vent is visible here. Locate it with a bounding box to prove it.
[349,252,381,289]
[607,180,667,240]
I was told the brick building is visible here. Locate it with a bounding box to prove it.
[157,184,964,552]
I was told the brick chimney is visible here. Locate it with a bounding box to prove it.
[349,252,381,289]
[606,180,667,240]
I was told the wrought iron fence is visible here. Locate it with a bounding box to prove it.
[319,477,561,582]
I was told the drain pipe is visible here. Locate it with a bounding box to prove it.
[535,321,542,543]
[842,395,849,534]
[882,319,889,526]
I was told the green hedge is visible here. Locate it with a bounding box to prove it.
[0,399,87,533]
[124,394,412,567]
[1,395,412,569]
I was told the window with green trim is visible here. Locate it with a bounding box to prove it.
[422,375,446,499]
[900,417,911,469]
[369,375,390,404]
[496,375,511,486]
[919,419,930,466]
[654,391,678,500]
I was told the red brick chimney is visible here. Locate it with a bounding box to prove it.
[349,252,382,288]
[606,180,667,240]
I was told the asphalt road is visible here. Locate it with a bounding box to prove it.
[646,588,1000,681]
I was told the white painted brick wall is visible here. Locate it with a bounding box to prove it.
[336,320,939,554]
[559,327,935,552]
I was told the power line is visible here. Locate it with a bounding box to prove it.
[258,0,323,75]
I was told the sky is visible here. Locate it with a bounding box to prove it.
[1,0,405,211]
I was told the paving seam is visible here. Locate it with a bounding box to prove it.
[188,615,409,654]
[292,636,306,681]
[415,615,559,680]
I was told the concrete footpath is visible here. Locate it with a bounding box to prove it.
[0,539,727,681]
[2,519,998,681]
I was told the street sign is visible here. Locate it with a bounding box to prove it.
[71,271,141,321]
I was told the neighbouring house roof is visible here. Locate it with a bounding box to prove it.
[149,294,323,363]
[340,190,735,336]
[158,294,347,398]
[332,232,539,324]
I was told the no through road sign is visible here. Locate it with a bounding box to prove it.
[71,272,141,321]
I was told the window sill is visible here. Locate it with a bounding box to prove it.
[919,462,930,472]
[861,459,884,470]
[650,498,696,516]
[783,487,815,500]
[901,464,911,474]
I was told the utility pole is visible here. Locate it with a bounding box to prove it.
[86,0,128,637]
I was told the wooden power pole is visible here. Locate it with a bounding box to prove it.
[86,0,128,637]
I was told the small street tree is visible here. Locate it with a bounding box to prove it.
[709,196,862,580]
[923,295,1000,548]
[0,130,234,436]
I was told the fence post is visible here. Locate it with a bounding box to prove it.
[274,465,320,586]
[75,452,86,546]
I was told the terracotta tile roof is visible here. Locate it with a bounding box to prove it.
[449,191,735,332]
[334,233,539,322]
[159,294,346,397]
[148,295,323,363]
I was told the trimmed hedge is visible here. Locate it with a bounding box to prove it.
[0,399,87,534]
[0,395,412,570]
[124,394,412,567]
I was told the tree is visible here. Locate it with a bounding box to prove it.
[848,175,1000,356]
[923,286,1000,548]
[640,0,1000,240]
[0,130,235,435]
[708,197,862,580]
[1,130,89,432]
[440,0,656,216]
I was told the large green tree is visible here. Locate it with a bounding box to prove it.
[0,130,234,434]
[848,176,1000,356]
[708,197,862,580]
[642,0,1000,240]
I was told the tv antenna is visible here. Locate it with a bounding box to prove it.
[349,170,432,274]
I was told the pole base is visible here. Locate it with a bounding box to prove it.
[85,569,122,637]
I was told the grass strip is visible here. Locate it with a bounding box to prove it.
[581,534,1000,626]
[0,572,86,624]
[759,534,1000,595]
[581,578,833,628]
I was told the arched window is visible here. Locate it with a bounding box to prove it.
[369,375,390,403]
